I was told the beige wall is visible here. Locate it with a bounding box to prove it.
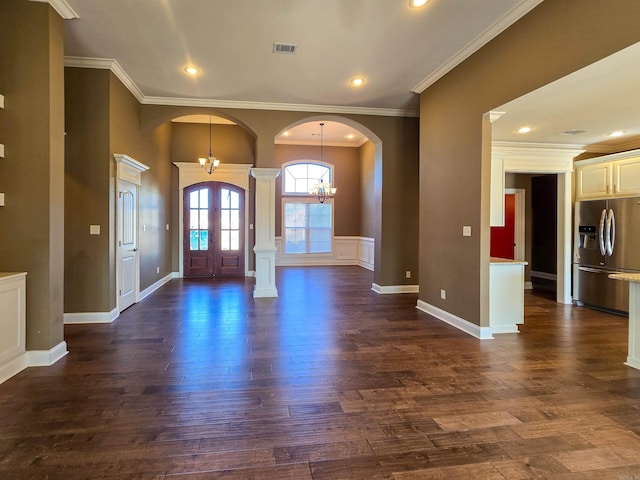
[359,141,376,239]
[171,122,255,165]
[0,0,65,350]
[142,106,419,287]
[64,68,112,313]
[419,0,640,326]
[109,74,174,296]
[65,68,174,313]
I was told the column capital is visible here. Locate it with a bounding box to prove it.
[250,168,282,180]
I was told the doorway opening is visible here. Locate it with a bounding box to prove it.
[183,181,245,277]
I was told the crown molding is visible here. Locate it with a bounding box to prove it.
[64,56,417,118]
[64,56,145,102]
[492,141,586,152]
[142,96,418,118]
[412,0,543,93]
[492,141,585,173]
[585,139,640,154]
[29,0,78,19]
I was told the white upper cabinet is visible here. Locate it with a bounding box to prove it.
[613,156,640,197]
[575,149,640,200]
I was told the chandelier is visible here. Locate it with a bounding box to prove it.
[308,122,337,203]
[198,115,220,174]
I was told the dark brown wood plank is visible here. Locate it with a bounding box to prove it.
[2,266,640,479]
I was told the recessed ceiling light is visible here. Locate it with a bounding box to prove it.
[282,131,290,137]
[184,66,199,76]
[409,0,429,8]
[350,77,365,87]
[608,130,624,137]
[346,134,355,140]
[517,126,532,134]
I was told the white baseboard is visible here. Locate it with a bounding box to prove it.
[416,300,494,340]
[0,353,28,384]
[64,308,119,324]
[140,273,173,301]
[27,341,69,366]
[372,283,419,294]
[0,341,68,384]
[524,281,533,290]
[171,271,181,279]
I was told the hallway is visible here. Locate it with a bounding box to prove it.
[2,267,640,479]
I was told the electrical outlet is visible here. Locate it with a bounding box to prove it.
[405,270,411,279]
[156,267,160,274]
[440,289,446,300]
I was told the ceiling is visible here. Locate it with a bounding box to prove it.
[60,0,540,116]
[491,41,640,152]
[53,0,639,152]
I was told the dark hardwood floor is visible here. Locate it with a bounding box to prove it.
[2,266,640,479]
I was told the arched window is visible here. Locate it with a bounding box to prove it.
[283,162,332,194]
[282,161,334,254]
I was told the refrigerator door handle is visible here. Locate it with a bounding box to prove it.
[607,208,616,256]
[599,208,607,256]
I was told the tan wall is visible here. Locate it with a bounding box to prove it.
[419,0,640,326]
[359,141,376,239]
[109,74,173,296]
[142,106,419,287]
[0,0,65,350]
[64,68,112,313]
[171,122,255,165]
[274,144,361,237]
[64,68,174,313]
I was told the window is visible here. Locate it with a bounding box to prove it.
[189,188,209,250]
[282,161,335,254]
[283,162,332,194]
[283,200,332,254]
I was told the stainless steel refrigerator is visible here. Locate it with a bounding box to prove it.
[574,197,640,314]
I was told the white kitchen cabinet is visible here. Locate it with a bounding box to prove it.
[612,156,640,197]
[0,272,27,384]
[575,161,611,199]
[575,149,640,200]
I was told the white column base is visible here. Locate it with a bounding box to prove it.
[254,247,278,298]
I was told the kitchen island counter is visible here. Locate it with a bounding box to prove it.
[610,272,640,370]
[490,258,528,335]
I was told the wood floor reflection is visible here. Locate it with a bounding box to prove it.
[3,266,640,479]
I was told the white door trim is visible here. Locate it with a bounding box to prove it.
[114,154,149,312]
[173,163,253,278]
[505,188,525,262]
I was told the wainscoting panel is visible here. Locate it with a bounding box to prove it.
[275,236,374,269]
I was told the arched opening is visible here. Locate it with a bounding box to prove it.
[273,117,383,283]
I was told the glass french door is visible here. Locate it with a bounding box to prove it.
[183,182,244,277]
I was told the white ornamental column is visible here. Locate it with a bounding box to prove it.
[250,168,281,298]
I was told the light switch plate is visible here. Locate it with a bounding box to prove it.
[0,94,4,109]
[90,225,100,235]
[0,193,4,207]
[0,144,4,158]
[463,226,472,237]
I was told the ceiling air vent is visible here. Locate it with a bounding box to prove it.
[559,129,588,136]
[273,43,297,54]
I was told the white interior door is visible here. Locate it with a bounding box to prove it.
[118,180,138,312]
